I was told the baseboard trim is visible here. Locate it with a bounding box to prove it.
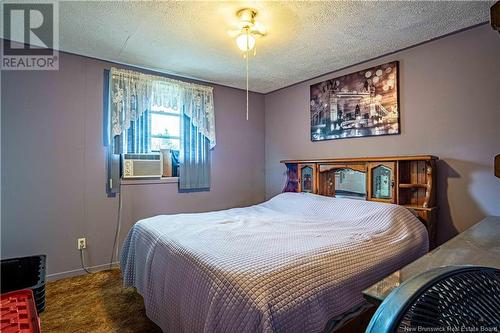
[47,261,120,281]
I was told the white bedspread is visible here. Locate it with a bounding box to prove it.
[121,192,428,333]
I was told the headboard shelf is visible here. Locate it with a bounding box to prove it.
[281,155,438,164]
[281,155,438,248]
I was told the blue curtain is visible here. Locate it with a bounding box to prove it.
[179,114,211,191]
[104,70,151,196]
[115,110,151,154]
[104,70,120,196]
[126,110,151,153]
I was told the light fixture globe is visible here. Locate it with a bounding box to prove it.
[236,33,256,52]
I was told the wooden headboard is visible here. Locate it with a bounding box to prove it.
[281,155,438,247]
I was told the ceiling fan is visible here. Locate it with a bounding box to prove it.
[227,8,267,120]
[227,8,267,53]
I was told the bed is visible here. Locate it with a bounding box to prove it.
[121,192,428,333]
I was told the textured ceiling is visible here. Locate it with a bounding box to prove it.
[56,2,494,92]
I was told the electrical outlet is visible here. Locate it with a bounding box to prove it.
[77,238,86,250]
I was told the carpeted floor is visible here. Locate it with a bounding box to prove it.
[40,269,162,332]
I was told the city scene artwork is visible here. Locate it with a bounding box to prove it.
[310,61,400,141]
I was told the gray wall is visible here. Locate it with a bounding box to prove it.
[1,51,265,278]
[265,25,500,245]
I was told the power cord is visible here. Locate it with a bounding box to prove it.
[110,182,123,269]
[79,181,122,274]
[79,248,92,274]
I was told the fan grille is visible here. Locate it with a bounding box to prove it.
[398,269,500,332]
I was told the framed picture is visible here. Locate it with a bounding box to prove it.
[310,61,400,141]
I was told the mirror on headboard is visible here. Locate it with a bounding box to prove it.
[318,164,367,199]
[335,169,366,199]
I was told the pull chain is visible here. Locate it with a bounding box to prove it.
[246,48,249,121]
[245,28,250,121]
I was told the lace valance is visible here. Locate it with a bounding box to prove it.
[110,67,216,148]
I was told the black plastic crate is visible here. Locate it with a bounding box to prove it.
[1,255,47,313]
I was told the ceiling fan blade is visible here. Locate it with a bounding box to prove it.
[252,21,267,36]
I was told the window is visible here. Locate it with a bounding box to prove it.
[119,104,181,179]
[106,67,215,194]
[150,105,181,152]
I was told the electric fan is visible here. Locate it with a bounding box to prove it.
[366,266,500,333]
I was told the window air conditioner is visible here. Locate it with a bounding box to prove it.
[122,153,163,178]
